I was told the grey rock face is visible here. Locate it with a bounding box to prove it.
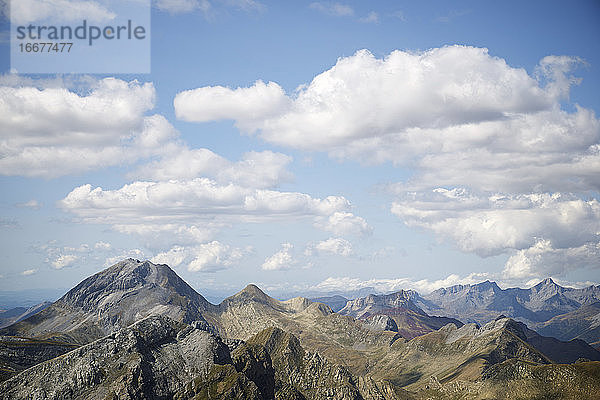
[507,318,600,364]
[441,317,600,364]
[364,315,399,332]
[536,301,600,346]
[231,342,276,398]
[340,291,425,318]
[0,315,230,400]
[2,259,599,400]
[0,259,214,344]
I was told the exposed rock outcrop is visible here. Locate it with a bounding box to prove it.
[0,315,229,400]
[364,315,398,332]
[242,327,412,400]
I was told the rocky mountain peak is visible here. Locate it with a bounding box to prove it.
[364,314,399,332]
[237,284,271,300]
[0,315,232,400]
[282,296,312,313]
[220,284,274,308]
[57,258,209,312]
[240,284,267,296]
[392,289,419,301]
[471,280,501,292]
[432,284,468,296]
[529,278,570,304]
[1,259,213,343]
[308,295,348,312]
[534,278,559,289]
[3,261,600,398]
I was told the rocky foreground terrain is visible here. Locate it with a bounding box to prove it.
[0,258,599,399]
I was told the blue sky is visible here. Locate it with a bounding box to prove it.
[0,0,599,304]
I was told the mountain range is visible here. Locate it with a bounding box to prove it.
[1,258,599,399]
[536,302,600,347]
[338,291,463,339]
[312,278,600,347]
[419,278,600,347]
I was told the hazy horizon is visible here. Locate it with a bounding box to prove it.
[1,257,596,309]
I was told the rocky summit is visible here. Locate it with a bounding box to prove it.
[1,259,600,399]
[0,259,213,344]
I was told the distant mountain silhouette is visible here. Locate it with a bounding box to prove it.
[422,278,600,335]
[309,295,348,312]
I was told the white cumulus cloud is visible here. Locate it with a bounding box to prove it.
[0,77,168,177]
[114,223,219,250]
[133,148,293,188]
[262,243,295,271]
[188,241,245,272]
[313,237,353,257]
[60,179,351,223]
[391,191,600,257]
[503,240,600,279]
[152,242,247,272]
[174,47,557,154]
[51,254,79,269]
[315,211,371,236]
[391,189,600,277]
[173,46,600,281]
[59,173,364,258]
[22,268,38,276]
[151,245,188,268]
[174,80,290,132]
